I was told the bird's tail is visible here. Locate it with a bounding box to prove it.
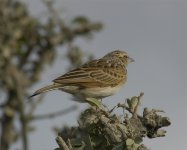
[30,84,62,98]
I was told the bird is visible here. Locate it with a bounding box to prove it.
[30,50,134,106]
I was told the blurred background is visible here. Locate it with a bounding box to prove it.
[0,0,186,150]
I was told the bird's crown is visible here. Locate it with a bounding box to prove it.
[104,50,128,58]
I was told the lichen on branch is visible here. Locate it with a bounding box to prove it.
[55,93,171,150]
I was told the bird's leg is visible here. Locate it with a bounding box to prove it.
[85,98,103,109]
[99,99,108,110]
[100,98,103,102]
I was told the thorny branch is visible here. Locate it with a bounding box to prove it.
[56,136,70,150]
[117,92,144,117]
[55,93,171,150]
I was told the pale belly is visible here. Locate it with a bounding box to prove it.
[80,86,122,98]
[60,84,123,102]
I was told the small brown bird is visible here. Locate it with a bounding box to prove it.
[30,50,134,103]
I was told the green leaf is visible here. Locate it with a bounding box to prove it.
[127,96,139,112]
[126,138,134,146]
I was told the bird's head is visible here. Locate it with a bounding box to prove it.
[105,50,134,66]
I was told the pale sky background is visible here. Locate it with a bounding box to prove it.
[15,0,187,150]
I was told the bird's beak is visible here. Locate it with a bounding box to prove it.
[128,57,135,63]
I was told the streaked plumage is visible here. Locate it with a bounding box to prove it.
[30,50,134,102]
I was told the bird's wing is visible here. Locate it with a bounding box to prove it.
[53,59,126,88]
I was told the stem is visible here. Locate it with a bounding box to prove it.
[20,100,28,150]
[56,136,70,150]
